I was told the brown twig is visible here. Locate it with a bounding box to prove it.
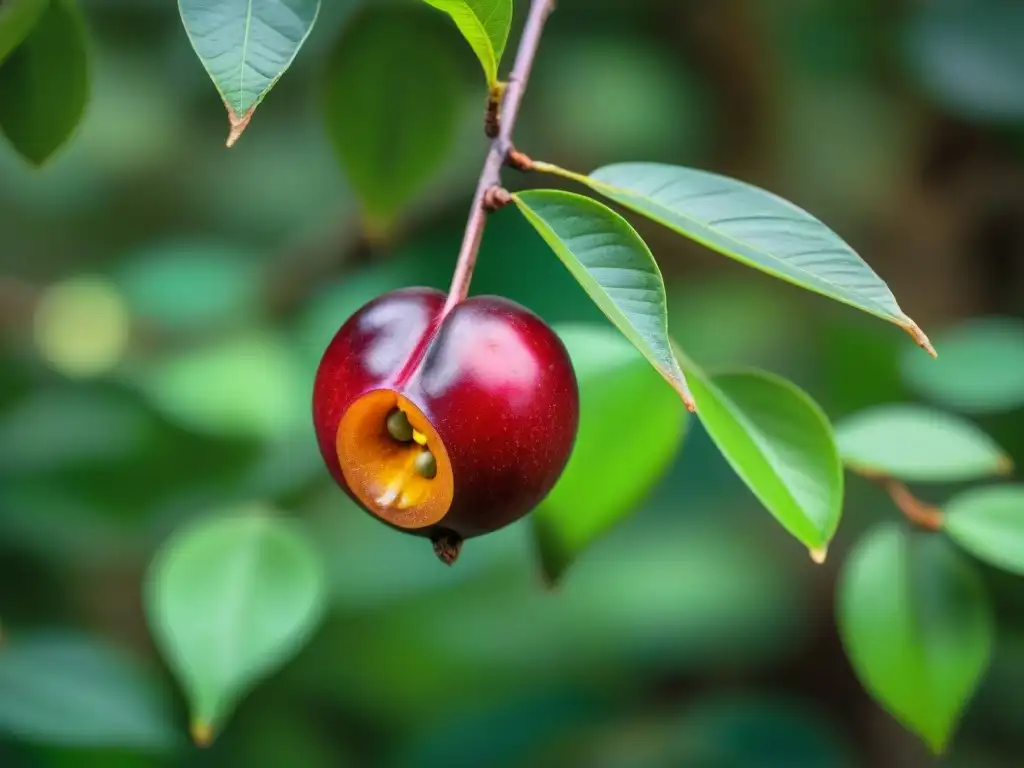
[441,0,556,317]
[854,467,944,531]
[882,478,944,531]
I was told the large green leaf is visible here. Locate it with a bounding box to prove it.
[0,633,177,751]
[512,190,694,409]
[536,162,933,354]
[836,404,1012,483]
[323,5,462,234]
[0,0,46,64]
[901,316,1024,414]
[145,508,327,743]
[178,0,320,146]
[681,356,842,553]
[0,0,89,166]
[945,485,1024,576]
[838,524,993,754]
[532,324,688,584]
[421,0,512,89]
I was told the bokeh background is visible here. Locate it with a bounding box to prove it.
[2,0,1024,765]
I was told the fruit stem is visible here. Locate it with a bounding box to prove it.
[442,0,557,317]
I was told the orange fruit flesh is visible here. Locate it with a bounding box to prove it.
[336,390,454,529]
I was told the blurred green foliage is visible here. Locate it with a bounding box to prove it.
[1,0,1023,766]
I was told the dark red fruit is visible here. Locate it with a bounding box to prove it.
[312,287,579,562]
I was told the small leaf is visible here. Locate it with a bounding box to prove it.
[323,5,462,234]
[838,524,993,754]
[679,355,843,551]
[532,324,688,584]
[0,0,47,64]
[115,240,262,333]
[836,404,1012,482]
[421,0,512,89]
[512,189,694,409]
[550,162,933,355]
[0,0,89,166]
[135,331,308,441]
[178,0,321,146]
[901,316,1024,414]
[0,633,177,751]
[145,508,327,742]
[945,484,1024,575]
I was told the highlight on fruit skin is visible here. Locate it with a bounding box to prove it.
[312,287,580,563]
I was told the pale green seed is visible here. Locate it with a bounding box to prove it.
[386,409,414,442]
[415,450,437,479]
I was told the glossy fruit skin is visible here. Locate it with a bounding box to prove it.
[313,287,580,540]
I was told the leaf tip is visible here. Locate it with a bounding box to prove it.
[997,454,1015,476]
[810,545,828,564]
[682,390,697,413]
[190,721,214,747]
[903,320,937,358]
[923,729,951,757]
[540,567,562,591]
[671,373,697,413]
[224,104,255,148]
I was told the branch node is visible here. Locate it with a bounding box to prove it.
[485,83,506,138]
[442,0,556,316]
[506,147,535,172]
[483,186,513,212]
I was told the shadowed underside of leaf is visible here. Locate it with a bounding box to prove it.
[0,0,89,166]
[535,161,935,356]
[178,0,321,146]
[0,0,48,65]
[421,0,512,88]
[512,189,695,412]
[323,4,462,233]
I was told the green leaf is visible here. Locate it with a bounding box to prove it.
[115,240,262,333]
[145,508,327,743]
[421,0,512,88]
[945,484,1024,575]
[178,0,321,146]
[0,0,46,64]
[544,162,933,354]
[512,190,694,409]
[836,404,1012,483]
[0,0,89,166]
[532,324,688,584]
[0,633,177,751]
[134,331,308,441]
[323,5,462,234]
[905,1,1024,124]
[837,524,993,754]
[901,316,1024,414]
[680,356,843,553]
